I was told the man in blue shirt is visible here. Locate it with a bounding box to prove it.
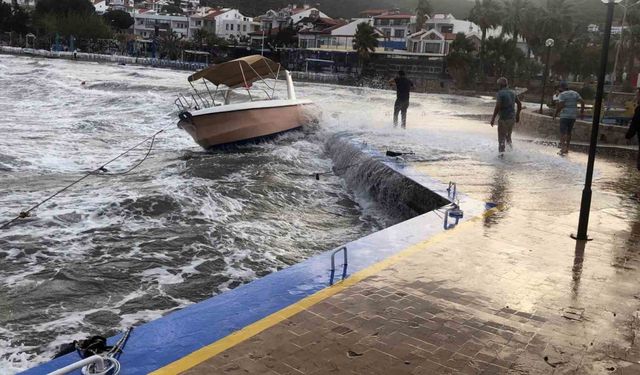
[490,77,522,154]
[553,81,585,155]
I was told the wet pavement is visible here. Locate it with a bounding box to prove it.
[173,142,640,374]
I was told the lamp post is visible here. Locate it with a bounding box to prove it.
[539,38,555,114]
[573,0,622,241]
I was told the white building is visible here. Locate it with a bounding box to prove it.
[407,14,529,56]
[133,10,189,39]
[202,8,256,41]
[258,5,329,32]
[406,29,458,55]
[106,0,134,11]
[309,18,379,51]
[93,0,108,14]
[425,13,481,36]
[373,11,416,50]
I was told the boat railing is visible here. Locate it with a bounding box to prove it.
[176,84,283,113]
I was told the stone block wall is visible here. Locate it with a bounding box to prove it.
[516,109,636,146]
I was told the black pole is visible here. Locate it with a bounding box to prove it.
[573,1,616,241]
[539,45,552,113]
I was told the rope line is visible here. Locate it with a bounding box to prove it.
[0,127,170,230]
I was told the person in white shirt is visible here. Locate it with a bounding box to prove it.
[553,81,585,155]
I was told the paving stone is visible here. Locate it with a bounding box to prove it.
[183,190,640,375]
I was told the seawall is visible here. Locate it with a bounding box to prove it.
[0,46,208,71]
[22,134,486,375]
[517,109,635,146]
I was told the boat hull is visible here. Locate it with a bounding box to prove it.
[178,101,315,149]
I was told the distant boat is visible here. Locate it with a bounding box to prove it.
[175,55,315,149]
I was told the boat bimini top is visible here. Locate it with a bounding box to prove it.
[175,55,298,112]
[188,55,281,89]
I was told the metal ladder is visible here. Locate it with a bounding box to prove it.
[329,246,348,285]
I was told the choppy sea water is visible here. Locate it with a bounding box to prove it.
[6,54,635,374]
[0,55,404,372]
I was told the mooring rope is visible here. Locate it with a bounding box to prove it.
[0,127,171,230]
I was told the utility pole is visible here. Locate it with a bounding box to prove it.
[573,0,621,241]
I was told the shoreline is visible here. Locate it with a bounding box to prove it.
[0,46,500,98]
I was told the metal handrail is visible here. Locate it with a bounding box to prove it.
[330,246,348,272]
[447,182,457,201]
[444,206,464,230]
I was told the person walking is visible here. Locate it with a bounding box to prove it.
[389,70,415,128]
[490,77,522,155]
[626,89,640,199]
[553,81,585,155]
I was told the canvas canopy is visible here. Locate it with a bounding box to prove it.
[188,55,281,88]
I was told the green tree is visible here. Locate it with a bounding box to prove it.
[624,7,640,84]
[9,4,30,34]
[274,24,296,47]
[501,0,527,41]
[519,4,541,58]
[353,22,379,74]
[192,28,209,49]
[468,0,502,62]
[103,10,134,31]
[446,32,477,87]
[35,0,94,16]
[538,0,574,41]
[0,3,11,32]
[161,4,183,14]
[38,12,112,40]
[415,0,432,31]
[484,36,524,79]
[159,29,183,59]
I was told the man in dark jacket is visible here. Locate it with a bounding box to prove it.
[389,70,415,128]
[626,89,640,197]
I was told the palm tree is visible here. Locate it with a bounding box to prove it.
[468,0,503,58]
[538,0,574,41]
[519,4,541,58]
[415,0,432,32]
[501,0,527,41]
[623,6,640,81]
[159,29,182,60]
[353,22,378,75]
[447,33,476,87]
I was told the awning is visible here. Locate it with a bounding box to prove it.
[188,55,281,88]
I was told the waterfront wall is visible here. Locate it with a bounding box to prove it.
[325,135,451,220]
[0,46,208,71]
[516,109,636,146]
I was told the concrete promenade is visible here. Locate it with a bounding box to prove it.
[160,147,640,374]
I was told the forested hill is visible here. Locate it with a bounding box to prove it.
[204,0,611,25]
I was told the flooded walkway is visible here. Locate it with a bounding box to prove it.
[164,148,640,374]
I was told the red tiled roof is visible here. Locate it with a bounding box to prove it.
[203,9,229,20]
[361,9,389,15]
[298,21,347,34]
[291,7,311,14]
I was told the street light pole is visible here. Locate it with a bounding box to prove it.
[539,38,555,114]
[573,0,620,241]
